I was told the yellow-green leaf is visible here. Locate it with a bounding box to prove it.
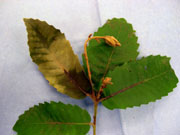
[24,18,91,99]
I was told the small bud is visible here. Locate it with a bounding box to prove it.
[102,77,113,86]
[97,77,113,98]
[104,36,121,47]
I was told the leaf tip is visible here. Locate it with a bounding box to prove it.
[23,18,30,24]
[23,18,27,22]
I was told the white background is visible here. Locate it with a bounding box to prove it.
[0,0,180,135]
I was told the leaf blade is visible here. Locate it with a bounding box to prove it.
[24,18,91,99]
[13,101,91,135]
[83,18,139,89]
[102,55,178,109]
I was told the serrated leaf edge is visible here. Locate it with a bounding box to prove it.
[102,55,178,109]
[13,101,91,131]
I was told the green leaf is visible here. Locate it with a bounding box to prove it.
[24,18,91,99]
[102,55,178,109]
[82,18,139,89]
[13,101,91,135]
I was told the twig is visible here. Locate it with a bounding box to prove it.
[93,101,98,135]
[84,34,121,97]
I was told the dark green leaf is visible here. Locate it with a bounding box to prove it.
[13,101,91,135]
[82,18,139,89]
[24,18,91,99]
[102,55,178,109]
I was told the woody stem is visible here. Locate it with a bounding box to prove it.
[93,101,98,135]
[84,35,107,97]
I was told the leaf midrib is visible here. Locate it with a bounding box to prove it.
[49,46,87,93]
[102,69,171,101]
[35,30,87,94]
[32,122,92,126]
[102,48,115,78]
